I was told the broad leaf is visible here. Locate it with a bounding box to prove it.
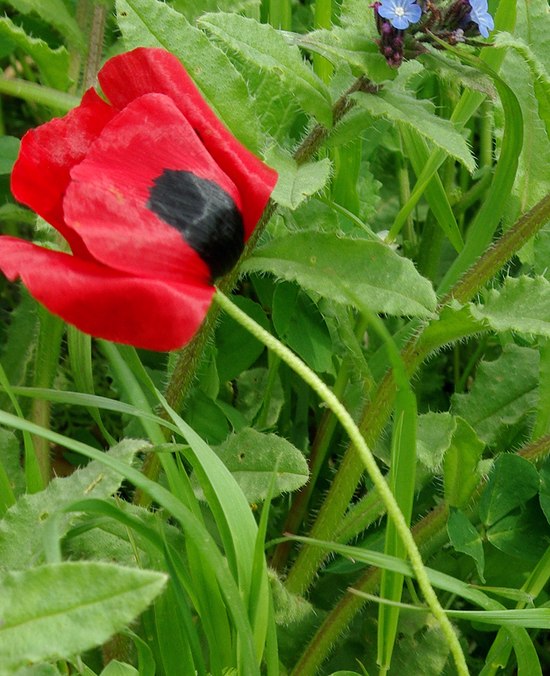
[416,412,456,471]
[0,440,145,570]
[451,344,539,446]
[172,0,260,22]
[241,232,437,319]
[117,0,262,152]
[210,428,308,502]
[471,276,550,338]
[479,454,540,527]
[0,562,166,671]
[265,147,332,209]
[198,12,333,127]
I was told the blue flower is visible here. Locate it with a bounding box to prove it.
[468,0,494,38]
[377,0,422,30]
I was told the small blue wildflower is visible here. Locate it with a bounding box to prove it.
[468,0,494,38]
[377,0,422,30]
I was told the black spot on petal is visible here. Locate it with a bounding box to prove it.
[147,169,244,279]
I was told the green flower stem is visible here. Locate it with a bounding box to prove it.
[213,289,469,676]
[295,431,550,674]
[0,77,79,112]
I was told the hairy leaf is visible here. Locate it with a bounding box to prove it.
[242,232,437,318]
[198,12,333,126]
[0,562,166,671]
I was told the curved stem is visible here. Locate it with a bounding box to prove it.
[213,289,469,676]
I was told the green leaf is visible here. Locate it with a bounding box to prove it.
[0,439,145,571]
[171,0,260,22]
[352,88,476,173]
[451,344,539,446]
[486,500,550,562]
[416,412,456,471]
[539,462,550,526]
[471,276,550,338]
[116,0,262,152]
[443,417,484,509]
[0,562,166,672]
[241,232,437,319]
[2,0,83,48]
[234,367,284,427]
[100,662,139,676]
[0,16,70,89]
[198,12,333,127]
[272,283,334,374]
[209,428,308,502]
[297,27,394,83]
[495,31,550,141]
[265,146,332,210]
[215,296,269,382]
[479,454,540,528]
[447,508,485,581]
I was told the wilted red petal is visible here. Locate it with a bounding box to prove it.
[0,237,213,351]
[98,47,277,239]
[10,89,117,257]
[64,93,234,284]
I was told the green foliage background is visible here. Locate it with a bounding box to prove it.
[0,0,550,674]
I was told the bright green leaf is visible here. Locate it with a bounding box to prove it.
[352,89,476,172]
[0,562,166,672]
[2,0,83,47]
[198,12,333,127]
[471,277,550,338]
[210,428,308,502]
[451,344,539,446]
[265,146,332,210]
[416,412,456,471]
[241,232,437,319]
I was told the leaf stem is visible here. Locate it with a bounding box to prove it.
[0,77,79,112]
[213,289,469,676]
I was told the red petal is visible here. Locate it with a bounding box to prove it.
[10,89,117,257]
[98,47,277,239]
[64,93,234,285]
[0,236,213,351]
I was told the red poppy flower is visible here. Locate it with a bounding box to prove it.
[0,47,277,351]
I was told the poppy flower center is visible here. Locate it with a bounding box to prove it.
[147,169,244,280]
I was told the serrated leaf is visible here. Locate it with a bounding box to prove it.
[198,12,333,127]
[471,276,550,338]
[265,147,332,209]
[447,508,485,581]
[2,0,83,48]
[479,454,540,527]
[352,89,476,172]
[241,232,437,319]
[0,17,70,89]
[172,0,260,23]
[0,562,166,672]
[0,439,146,571]
[116,0,262,152]
[297,27,394,83]
[451,344,539,446]
[209,428,308,502]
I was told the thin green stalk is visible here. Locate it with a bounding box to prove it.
[268,0,292,29]
[213,289,469,676]
[313,0,333,82]
[285,192,550,599]
[0,77,79,112]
